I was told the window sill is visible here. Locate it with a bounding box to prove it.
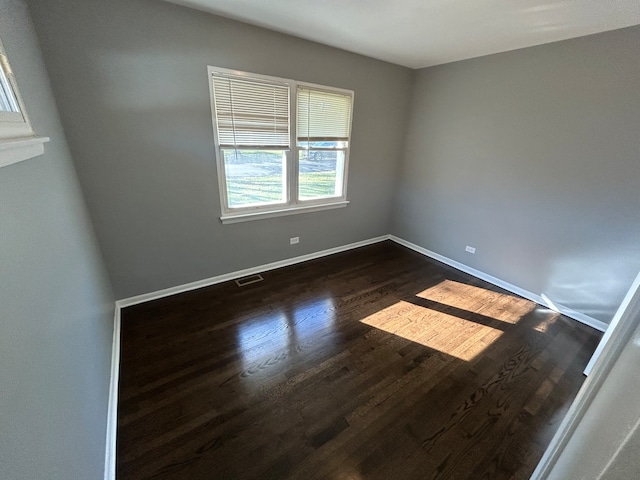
[0,135,50,168]
[220,200,349,224]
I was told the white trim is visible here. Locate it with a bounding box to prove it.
[117,235,388,307]
[104,306,121,480]
[388,235,607,333]
[288,88,297,207]
[583,268,640,375]
[220,200,349,224]
[530,268,640,480]
[0,135,49,168]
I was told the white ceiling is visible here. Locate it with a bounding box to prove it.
[166,0,640,69]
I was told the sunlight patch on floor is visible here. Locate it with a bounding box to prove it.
[361,280,536,361]
[360,299,503,361]
[416,280,535,324]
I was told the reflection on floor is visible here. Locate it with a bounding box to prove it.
[117,241,601,480]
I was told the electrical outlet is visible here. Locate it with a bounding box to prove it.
[290,237,299,245]
[465,245,476,254]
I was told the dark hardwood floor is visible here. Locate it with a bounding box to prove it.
[117,241,601,479]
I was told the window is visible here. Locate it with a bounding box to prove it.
[208,67,353,223]
[0,35,48,168]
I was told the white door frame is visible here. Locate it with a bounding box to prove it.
[531,268,640,479]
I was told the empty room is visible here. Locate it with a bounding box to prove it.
[2,0,640,479]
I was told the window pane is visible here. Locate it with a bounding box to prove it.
[0,55,20,113]
[298,149,344,201]
[0,53,20,113]
[223,149,287,208]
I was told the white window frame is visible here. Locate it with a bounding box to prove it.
[0,34,49,169]
[207,66,354,224]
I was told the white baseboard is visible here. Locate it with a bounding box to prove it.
[104,306,121,480]
[117,235,390,308]
[388,235,607,333]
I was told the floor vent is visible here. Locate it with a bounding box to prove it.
[235,274,264,287]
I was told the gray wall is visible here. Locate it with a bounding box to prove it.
[27,0,414,300]
[393,26,640,325]
[0,1,114,479]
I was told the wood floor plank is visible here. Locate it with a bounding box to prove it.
[117,241,601,479]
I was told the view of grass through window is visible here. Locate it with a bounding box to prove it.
[223,150,339,208]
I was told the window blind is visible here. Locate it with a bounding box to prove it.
[212,74,290,148]
[297,87,352,143]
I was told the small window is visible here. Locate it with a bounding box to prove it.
[0,35,48,168]
[0,43,32,139]
[0,57,21,114]
[208,67,353,223]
